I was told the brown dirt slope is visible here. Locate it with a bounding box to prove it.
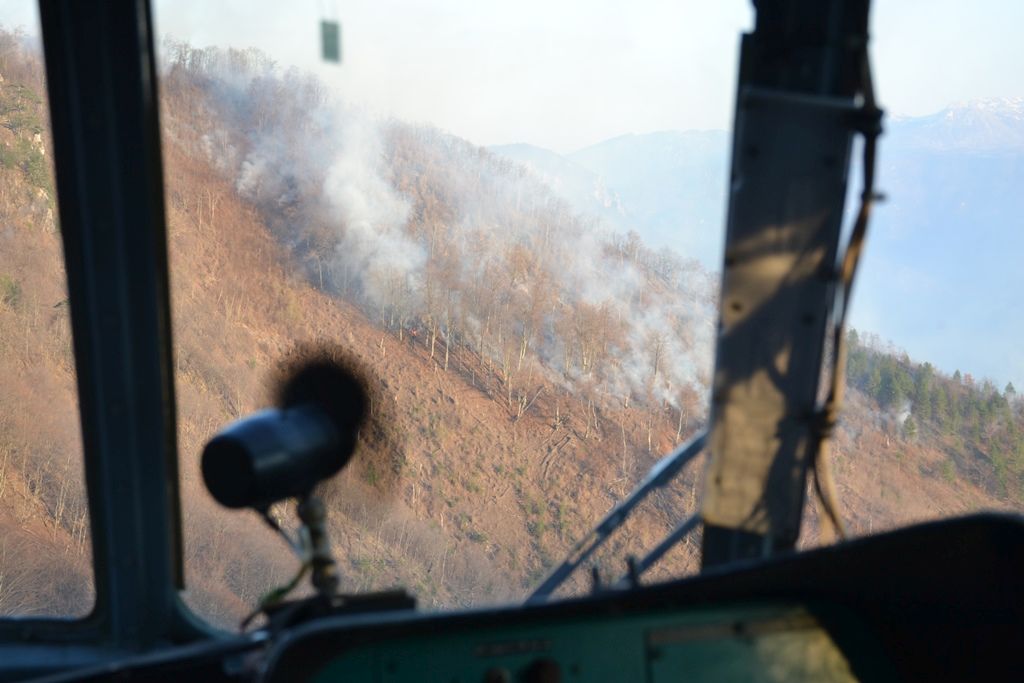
[0,35,1015,627]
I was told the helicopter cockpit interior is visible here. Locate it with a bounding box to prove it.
[0,0,1020,681]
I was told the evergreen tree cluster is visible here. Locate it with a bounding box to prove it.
[845,330,1024,502]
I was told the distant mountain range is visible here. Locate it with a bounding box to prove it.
[492,130,729,265]
[887,97,1024,152]
[490,97,1024,389]
[487,143,629,228]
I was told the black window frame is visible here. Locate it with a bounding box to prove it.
[0,0,211,650]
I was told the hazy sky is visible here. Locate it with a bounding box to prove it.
[1,0,1022,386]
[146,0,1024,151]
[1,1,1021,150]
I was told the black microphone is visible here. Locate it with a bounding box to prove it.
[202,357,367,509]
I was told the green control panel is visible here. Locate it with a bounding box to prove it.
[305,604,865,682]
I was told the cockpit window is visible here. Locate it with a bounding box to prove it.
[145,0,1022,627]
[153,2,745,625]
[0,5,93,617]
[815,1,1024,547]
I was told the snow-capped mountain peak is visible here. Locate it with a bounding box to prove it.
[943,96,1024,119]
[892,97,1024,151]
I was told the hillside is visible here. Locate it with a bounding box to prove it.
[486,143,627,229]
[490,103,1024,391]
[491,131,730,266]
[0,34,1016,625]
[0,37,93,615]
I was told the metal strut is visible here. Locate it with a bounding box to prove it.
[612,514,701,590]
[700,0,878,569]
[526,431,706,604]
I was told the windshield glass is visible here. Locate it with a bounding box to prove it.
[816,1,1024,546]
[0,4,94,617]
[147,0,1023,626]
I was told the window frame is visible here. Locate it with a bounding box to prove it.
[0,0,212,650]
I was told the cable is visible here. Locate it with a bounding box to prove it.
[811,46,884,541]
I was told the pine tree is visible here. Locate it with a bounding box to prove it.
[915,363,934,421]
[867,365,883,400]
[902,415,918,439]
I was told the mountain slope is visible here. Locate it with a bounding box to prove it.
[0,35,1016,626]
[852,100,1024,390]
[569,130,730,264]
[887,97,1024,152]
[491,101,1024,390]
[487,143,627,228]
[492,131,730,265]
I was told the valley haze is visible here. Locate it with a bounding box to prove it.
[491,98,1024,392]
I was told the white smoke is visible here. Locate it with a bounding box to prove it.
[164,45,716,411]
[174,52,422,315]
[321,118,421,310]
[427,151,716,407]
[896,399,912,426]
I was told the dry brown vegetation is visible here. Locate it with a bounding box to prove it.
[0,33,1016,625]
[0,30,92,617]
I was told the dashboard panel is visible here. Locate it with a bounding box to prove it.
[263,514,1022,683]
[298,603,862,682]
[24,514,1023,682]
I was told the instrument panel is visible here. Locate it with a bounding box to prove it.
[262,514,1024,683]
[293,604,861,682]
[28,514,1022,682]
